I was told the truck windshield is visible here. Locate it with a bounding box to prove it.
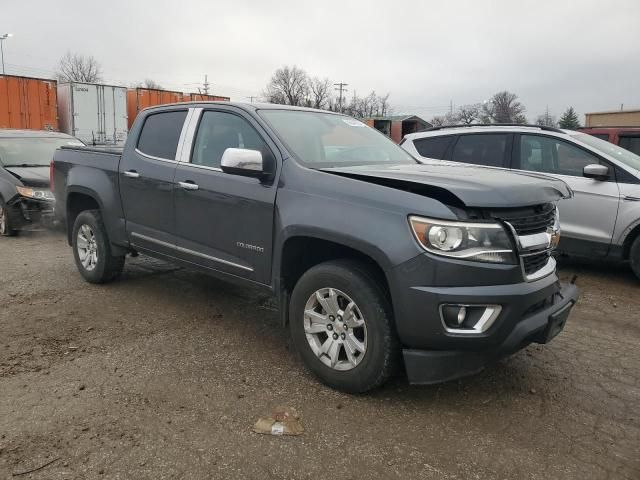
[570,132,640,172]
[259,109,418,168]
[0,137,84,167]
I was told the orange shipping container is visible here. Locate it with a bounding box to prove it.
[0,75,58,131]
[126,88,185,128]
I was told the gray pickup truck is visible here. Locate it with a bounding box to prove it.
[52,102,578,392]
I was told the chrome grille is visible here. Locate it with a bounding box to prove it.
[494,203,556,236]
[522,249,551,276]
[489,203,557,281]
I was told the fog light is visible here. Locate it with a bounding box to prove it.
[440,304,502,334]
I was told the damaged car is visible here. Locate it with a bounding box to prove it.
[0,129,84,236]
[52,103,578,392]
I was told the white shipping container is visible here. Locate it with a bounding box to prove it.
[57,82,128,145]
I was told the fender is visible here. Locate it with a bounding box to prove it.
[65,166,128,250]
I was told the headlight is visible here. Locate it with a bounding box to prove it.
[409,216,516,264]
[16,186,55,201]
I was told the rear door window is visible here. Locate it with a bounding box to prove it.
[450,134,509,167]
[518,134,603,177]
[619,135,640,156]
[413,136,454,159]
[137,110,188,160]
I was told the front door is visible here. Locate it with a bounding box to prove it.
[172,108,279,284]
[514,133,620,256]
[120,109,188,255]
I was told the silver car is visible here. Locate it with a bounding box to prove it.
[401,124,640,279]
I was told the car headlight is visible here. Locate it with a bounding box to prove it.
[16,186,55,201]
[409,215,517,264]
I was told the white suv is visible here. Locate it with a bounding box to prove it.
[401,124,640,279]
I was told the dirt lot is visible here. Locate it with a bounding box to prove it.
[0,231,638,479]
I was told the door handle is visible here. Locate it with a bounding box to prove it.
[123,170,140,178]
[178,181,199,191]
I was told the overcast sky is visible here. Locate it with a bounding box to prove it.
[3,0,639,121]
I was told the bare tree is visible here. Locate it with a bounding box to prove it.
[308,77,333,109]
[480,91,527,124]
[456,103,481,125]
[343,91,393,118]
[141,79,163,89]
[378,93,391,117]
[55,51,102,83]
[263,65,309,106]
[429,112,457,127]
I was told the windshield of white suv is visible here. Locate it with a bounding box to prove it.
[0,137,84,167]
[570,132,640,172]
[259,109,417,168]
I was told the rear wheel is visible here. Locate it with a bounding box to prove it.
[289,259,399,393]
[72,210,125,284]
[0,199,17,237]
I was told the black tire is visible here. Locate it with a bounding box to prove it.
[630,236,640,281]
[289,259,400,393]
[71,210,125,284]
[0,198,17,237]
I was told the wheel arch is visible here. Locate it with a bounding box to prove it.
[277,233,394,326]
[623,222,640,260]
[65,187,104,245]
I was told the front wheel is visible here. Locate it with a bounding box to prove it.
[0,199,17,237]
[72,210,125,284]
[289,260,400,393]
[630,236,640,281]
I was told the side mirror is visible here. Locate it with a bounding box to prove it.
[583,164,609,180]
[220,148,264,177]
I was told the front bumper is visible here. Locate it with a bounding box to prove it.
[388,252,578,384]
[6,197,55,230]
[402,282,577,384]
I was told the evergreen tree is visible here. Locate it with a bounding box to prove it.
[558,107,581,130]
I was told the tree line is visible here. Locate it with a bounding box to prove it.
[430,91,581,129]
[55,51,165,90]
[53,54,583,130]
[263,65,393,117]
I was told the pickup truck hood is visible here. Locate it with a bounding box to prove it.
[4,166,51,188]
[322,163,572,208]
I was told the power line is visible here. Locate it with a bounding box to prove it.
[334,82,348,113]
[203,74,209,95]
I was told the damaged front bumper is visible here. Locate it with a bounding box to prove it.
[5,196,56,230]
[402,281,578,385]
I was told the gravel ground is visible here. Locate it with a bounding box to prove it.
[0,231,638,479]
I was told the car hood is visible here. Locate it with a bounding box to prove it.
[321,163,572,208]
[4,166,51,188]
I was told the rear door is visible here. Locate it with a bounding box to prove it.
[120,109,188,255]
[449,133,513,168]
[514,133,620,256]
[172,106,279,284]
[70,83,100,145]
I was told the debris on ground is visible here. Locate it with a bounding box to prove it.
[253,406,304,436]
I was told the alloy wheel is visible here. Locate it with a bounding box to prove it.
[77,224,98,271]
[303,288,367,371]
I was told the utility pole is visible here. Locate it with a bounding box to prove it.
[449,99,453,115]
[0,33,13,75]
[334,82,348,113]
[203,74,210,95]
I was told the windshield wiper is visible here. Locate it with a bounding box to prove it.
[3,163,47,168]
